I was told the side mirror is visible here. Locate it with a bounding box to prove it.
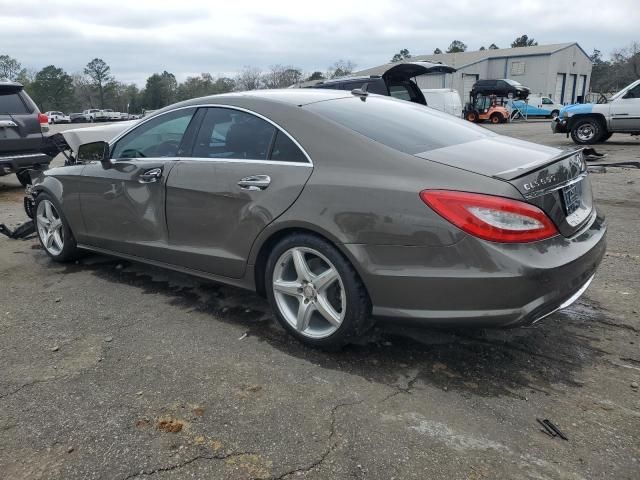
[77,141,110,165]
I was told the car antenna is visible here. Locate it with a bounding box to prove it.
[351,83,369,101]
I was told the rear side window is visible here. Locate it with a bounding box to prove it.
[270,131,307,163]
[192,107,276,160]
[0,91,30,114]
[306,96,489,154]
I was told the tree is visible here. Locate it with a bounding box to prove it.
[143,71,177,109]
[479,46,486,51]
[327,60,356,79]
[590,49,604,65]
[0,55,24,81]
[84,58,113,108]
[390,48,411,63]
[235,66,263,91]
[433,48,443,54]
[307,71,325,81]
[511,35,538,48]
[29,65,74,111]
[489,43,499,50]
[263,65,302,89]
[446,40,467,53]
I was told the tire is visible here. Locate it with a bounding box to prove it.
[16,170,31,187]
[489,113,503,124]
[570,117,603,145]
[265,233,372,349]
[34,192,80,262]
[600,132,613,142]
[465,111,478,123]
[550,110,560,119]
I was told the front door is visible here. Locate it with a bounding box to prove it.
[78,107,197,259]
[165,106,313,278]
[611,83,640,131]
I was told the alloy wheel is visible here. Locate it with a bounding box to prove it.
[36,199,64,256]
[272,247,346,339]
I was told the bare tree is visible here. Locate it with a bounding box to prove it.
[235,66,263,91]
[327,60,356,79]
[84,58,114,108]
[263,65,303,89]
[0,55,23,81]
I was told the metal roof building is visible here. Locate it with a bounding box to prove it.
[356,43,593,104]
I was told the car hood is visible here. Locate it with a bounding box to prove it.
[58,120,137,152]
[415,134,572,181]
[559,103,594,116]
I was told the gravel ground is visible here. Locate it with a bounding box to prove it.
[0,120,638,479]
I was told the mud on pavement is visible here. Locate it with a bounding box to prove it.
[0,122,639,479]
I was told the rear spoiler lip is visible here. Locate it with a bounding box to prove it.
[493,148,582,181]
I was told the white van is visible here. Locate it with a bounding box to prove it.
[512,95,563,118]
[420,89,463,117]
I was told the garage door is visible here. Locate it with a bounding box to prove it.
[416,73,446,89]
[462,74,478,103]
[555,74,566,104]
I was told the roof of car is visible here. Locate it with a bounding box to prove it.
[188,89,354,107]
[0,80,24,89]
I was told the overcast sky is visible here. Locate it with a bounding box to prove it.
[1,0,638,85]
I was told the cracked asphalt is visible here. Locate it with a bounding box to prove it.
[0,121,639,479]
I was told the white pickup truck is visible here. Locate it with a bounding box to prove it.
[552,79,640,144]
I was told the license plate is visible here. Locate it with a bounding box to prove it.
[561,180,583,216]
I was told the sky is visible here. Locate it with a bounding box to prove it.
[1,0,638,86]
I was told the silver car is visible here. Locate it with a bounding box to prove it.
[31,89,606,348]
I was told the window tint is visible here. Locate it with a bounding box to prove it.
[192,107,276,160]
[0,92,29,114]
[306,96,488,154]
[388,84,412,101]
[112,108,195,159]
[270,131,307,163]
[541,98,553,105]
[624,84,640,99]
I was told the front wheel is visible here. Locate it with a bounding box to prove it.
[265,234,372,349]
[570,118,603,144]
[550,110,560,119]
[34,193,80,262]
[489,113,503,124]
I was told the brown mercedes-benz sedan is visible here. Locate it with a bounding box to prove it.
[31,89,606,348]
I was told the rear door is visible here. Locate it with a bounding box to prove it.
[165,106,313,278]
[78,107,197,258]
[0,86,42,155]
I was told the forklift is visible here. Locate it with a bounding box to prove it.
[463,93,509,124]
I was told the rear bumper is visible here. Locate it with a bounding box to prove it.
[345,210,606,328]
[0,152,52,176]
[551,118,569,134]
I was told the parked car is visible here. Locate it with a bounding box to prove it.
[31,89,605,348]
[82,109,101,122]
[69,112,86,123]
[0,80,52,186]
[420,88,463,117]
[310,61,456,106]
[93,109,120,122]
[45,111,71,124]
[511,95,562,118]
[552,79,640,144]
[471,79,530,100]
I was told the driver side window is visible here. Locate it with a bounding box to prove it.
[624,84,640,99]
[112,108,195,159]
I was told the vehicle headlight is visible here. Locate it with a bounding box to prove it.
[562,111,569,119]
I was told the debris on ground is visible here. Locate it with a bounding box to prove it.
[156,417,185,433]
[0,220,35,239]
[537,418,568,440]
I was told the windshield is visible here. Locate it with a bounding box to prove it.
[305,96,491,155]
[503,79,522,86]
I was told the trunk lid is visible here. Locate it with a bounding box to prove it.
[417,136,593,236]
[382,61,457,82]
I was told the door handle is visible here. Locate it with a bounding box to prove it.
[139,167,162,183]
[237,175,271,191]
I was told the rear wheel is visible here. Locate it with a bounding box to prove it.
[265,233,371,349]
[489,113,503,124]
[550,110,560,119]
[570,118,603,144]
[34,193,80,262]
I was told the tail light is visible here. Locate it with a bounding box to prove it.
[419,190,558,243]
[38,113,49,131]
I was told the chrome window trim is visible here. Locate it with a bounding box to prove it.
[108,103,314,166]
[182,157,312,167]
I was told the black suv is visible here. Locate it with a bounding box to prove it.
[310,62,456,105]
[0,80,51,186]
[470,79,530,100]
